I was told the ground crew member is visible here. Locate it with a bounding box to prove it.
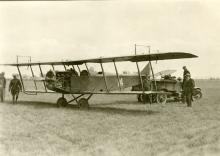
[182,66,190,86]
[9,74,22,104]
[183,73,195,107]
[182,66,190,103]
[0,72,6,102]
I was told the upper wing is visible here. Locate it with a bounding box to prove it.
[0,52,197,66]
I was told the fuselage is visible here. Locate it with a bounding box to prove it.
[45,70,141,93]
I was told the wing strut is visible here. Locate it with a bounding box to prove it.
[149,61,157,91]
[63,64,67,71]
[85,63,90,75]
[38,64,47,92]
[71,65,75,71]
[30,65,38,91]
[136,62,144,93]
[113,60,121,91]
[135,44,144,93]
[77,65,81,73]
[100,62,109,92]
[17,65,25,92]
[51,64,55,71]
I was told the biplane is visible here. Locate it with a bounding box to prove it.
[0,52,198,108]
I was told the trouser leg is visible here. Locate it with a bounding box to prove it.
[182,79,185,89]
[0,90,3,102]
[1,89,5,102]
[186,93,192,107]
[3,89,5,102]
[0,94,3,102]
[12,95,15,104]
[15,91,20,103]
[182,91,186,103]
[16,94,18,103]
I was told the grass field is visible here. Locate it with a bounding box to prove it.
[0,80,220,156]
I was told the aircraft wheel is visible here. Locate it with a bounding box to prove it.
[78,98,89,109]
[57,97,68,107]
[192,91,202,100]
[156,94,167,105]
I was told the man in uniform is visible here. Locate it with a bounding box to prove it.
[0,72,6,102]
[182,66,190,85]
[9,74,22,104]
[182,66,190,103]
[183,73,195,107]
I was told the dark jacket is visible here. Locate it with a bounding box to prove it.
[183,78,195,93]
[9,78,22,92]
[183,69,190,80]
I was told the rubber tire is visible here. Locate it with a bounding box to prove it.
[78,98,89,109]
[156,94,167,105]
[57,97,68,107]
[192,91,202,100]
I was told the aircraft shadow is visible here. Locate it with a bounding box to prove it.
[92,100,140,105]
[85,106,159,116]
[4,100,159,116]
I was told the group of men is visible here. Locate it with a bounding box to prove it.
[0,73,22,104]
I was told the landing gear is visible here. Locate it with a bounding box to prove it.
[56,94,93,109]
[57,97,68,107]
[137,94,157,103]
[78,98,89,109]
[137,94,149,103]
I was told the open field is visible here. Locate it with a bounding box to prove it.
[0,80,220,156]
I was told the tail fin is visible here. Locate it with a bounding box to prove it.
[141,63,151,76]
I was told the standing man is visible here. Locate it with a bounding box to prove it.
[182,66,190,103]
[9,74,22,104]
[182,66,190,86]
[0,72,6,102]
[183,73,195,107]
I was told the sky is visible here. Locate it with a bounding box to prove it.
[0,0,219,78]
